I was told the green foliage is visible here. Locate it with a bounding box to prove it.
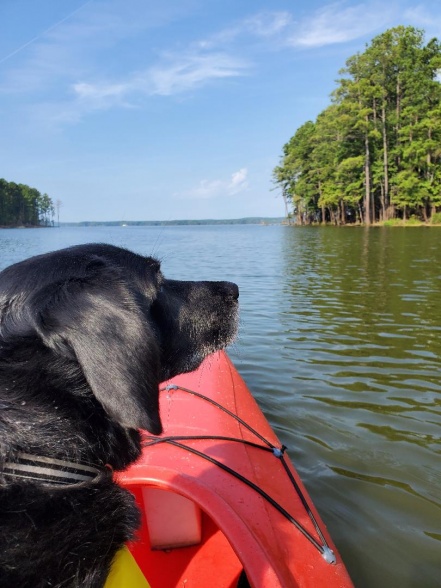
[0,178,54,227]
[273,26,441,225]
[383,218,405,226]
[383,216,423,226]
[406,215,424,225]
[431,212,441,224]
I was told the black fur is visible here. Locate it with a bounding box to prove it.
[0,243,239,588]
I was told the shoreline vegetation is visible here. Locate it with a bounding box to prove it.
[0,179,55,228]
[273,26,441,227]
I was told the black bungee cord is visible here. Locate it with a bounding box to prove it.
[141,383,337,565]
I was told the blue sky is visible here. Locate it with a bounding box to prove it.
[1,0,440,222]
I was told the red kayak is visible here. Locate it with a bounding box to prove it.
[117,351,353,587]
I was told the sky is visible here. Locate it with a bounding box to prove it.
[1,0,440,222]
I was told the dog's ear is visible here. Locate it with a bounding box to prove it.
[31,259,162,434]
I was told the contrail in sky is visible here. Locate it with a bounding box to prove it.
[0,0,94,65]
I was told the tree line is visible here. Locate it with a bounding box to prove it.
[0,179,54,227]
[273,26,441,225]
[66,217,282,227]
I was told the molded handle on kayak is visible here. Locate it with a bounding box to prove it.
[143,487,202,550]
[105,546,151,588]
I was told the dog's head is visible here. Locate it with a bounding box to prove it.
[0,244,239,436]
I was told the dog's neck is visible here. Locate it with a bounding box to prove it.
[2,452,107,488]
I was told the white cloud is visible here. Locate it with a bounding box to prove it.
[228,168,249,194]
[288,2,394,48]
[149,52,248,96]
[11,47,248,127]
[73,81,129,103]
[63,50,248,117]
[196,3,393,53]
[198,10,292,49]
[175,168,249,200]
[244,11,292,38]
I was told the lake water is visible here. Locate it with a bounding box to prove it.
[0,225,440,587]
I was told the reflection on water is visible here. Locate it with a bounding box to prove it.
[0,225,440,587]
[279,227,441,588]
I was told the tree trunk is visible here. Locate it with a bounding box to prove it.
[379,182,385,221]
[364,127,371,225]
[396,76,401,163]
[318,180,325,225]
[382,101,390,212]
[282,190,291,224]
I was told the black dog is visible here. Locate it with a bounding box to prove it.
[0,243,239,588]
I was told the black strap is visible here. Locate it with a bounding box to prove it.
[2,452,104,487]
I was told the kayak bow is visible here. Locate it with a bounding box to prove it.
[116,351,353,588]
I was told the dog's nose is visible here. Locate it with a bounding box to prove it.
[223,281,239,300]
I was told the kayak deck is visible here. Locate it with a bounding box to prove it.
[117,351,353,588]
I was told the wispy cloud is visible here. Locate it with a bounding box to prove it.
[288,2,394,48]
[229,168,249,194]
[148,52,248,96]
[196,3,394,53]
[63,51,248,116]
[244,11,292,38]
[175,168,249,200]
[198,10,292,48]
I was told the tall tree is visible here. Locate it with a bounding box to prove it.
[274,26,441,224]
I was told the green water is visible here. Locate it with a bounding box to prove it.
[1,225,440,587]
[261,227,441,587]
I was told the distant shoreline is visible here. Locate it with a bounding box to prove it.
[0,224,46,229]
[59,217,285,227]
